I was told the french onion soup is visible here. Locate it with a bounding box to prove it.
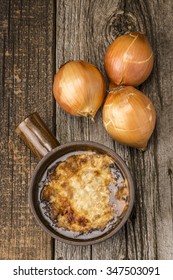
[39,151,129,236]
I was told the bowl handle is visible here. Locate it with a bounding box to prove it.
[15,112,60,159]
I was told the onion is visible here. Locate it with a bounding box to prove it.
[104,32,154,87]
[53,60,106,118]
[102,86,156,150]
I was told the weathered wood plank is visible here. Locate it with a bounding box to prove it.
[55,0,173,260]
[55,0,127,260]
[141,0,173,260]
[0,0,55,259]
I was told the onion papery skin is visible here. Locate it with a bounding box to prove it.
[53,60,106,118]
[102,86,156,150]
[104,32,154,87]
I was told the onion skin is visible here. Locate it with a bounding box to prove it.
[104,32,154,87]
[53,60,106,118]
[102,86,156,150]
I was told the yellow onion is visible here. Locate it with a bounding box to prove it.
[53,60,106,118]
[104,32,154,87]
[102,86,156,150]
[109,81,117,91]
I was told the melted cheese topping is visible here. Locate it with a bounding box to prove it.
[42,152,115,232]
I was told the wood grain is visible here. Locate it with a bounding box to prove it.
[0,0,173,260]
[0,0,55,259]
[55,0,173,260]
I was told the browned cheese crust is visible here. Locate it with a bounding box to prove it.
[42,152,116,232]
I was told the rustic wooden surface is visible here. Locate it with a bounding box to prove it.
[0,0,173,260]
[0,0,55,259]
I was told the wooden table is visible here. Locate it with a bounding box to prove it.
[0,0,173,260]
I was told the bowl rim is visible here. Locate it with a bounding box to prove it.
[29,141,135,245]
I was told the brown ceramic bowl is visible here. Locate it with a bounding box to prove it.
[16,113,135,245]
